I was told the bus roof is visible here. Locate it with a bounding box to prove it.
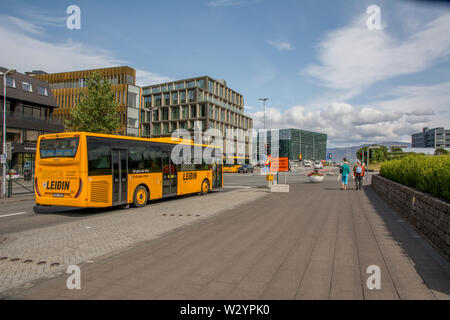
[39,132,221,148]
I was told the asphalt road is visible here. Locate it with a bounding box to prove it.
[0,166,339,236]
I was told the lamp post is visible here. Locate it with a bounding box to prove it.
[1,69,16,198]
[258,98,269,131]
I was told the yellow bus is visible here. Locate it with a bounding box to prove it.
[35,132,223,208]
[222,155,249,173]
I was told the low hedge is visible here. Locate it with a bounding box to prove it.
[380,154,450,201]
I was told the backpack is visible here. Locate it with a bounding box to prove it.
[356,165,362,174]
[339,166,343,173]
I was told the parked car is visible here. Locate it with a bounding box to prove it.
[238,164,254,173]
[303,160,312,167]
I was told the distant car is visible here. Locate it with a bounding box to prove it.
[303,160,312,167]
[238,164,254,173]
[313,161,323,169]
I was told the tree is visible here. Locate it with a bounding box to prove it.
[434,148,449,155]
[66,72,120,134]
[356,145,388,164]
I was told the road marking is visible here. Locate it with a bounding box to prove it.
[0,212,28,218]
[223,186,253,189]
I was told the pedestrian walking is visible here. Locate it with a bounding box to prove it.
[340,158,350,190]
[353,160,365,190]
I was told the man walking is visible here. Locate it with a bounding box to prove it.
[353,160,365,190]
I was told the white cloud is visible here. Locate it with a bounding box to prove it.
[1,15,44,35]
[304,12,450,97]
[249,79,450,147]
[0,15,169,87]
[266,40,294,51]
[135,70,173,86]
[206,0,262,7]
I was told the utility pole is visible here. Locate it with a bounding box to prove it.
[1,69,16,198]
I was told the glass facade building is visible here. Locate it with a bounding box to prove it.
[254,128,327,163]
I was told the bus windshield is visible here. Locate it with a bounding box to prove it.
[39,137,79,158]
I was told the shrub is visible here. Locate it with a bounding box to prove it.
[380,155,450,201]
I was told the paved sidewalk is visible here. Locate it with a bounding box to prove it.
[6,178,450,300]
[0,189,267,295]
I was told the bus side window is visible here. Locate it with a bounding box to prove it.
[87,141,112,176]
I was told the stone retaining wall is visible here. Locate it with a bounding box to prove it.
[372,175,450,262]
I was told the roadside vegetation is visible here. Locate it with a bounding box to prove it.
[380,154,450,201]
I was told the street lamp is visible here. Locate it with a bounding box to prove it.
[1,69,16,198]
[258,98,269,131]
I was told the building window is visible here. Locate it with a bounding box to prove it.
[188,90,195,102]
[37,86,48,96]
[162,123,169,134]
[172,92,178,104]
[162,85,168,92]
[161,108,169,120]
[171,107,179,120]
[168,84,173,90]
[152,109,159,121]
[152,123,161,135]
[155,95,162,107]
[208,80,214,93]
[182,106,188,119]
[144,96,152,108]
[5,77,15,88]
[199,104,206,117]
[180,91,186,104]
[22,82,33,92]
[152,87,161,93]
[142,88,151,95]
[164,94,170,105]
[175,82,185,89]
[187,81,195,88]
[197,79,205,89]
[190,105,197,118]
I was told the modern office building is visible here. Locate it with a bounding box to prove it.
[412,127,450,148]
[31,66,140,136]
[140,76,253,155]
[1,67,64,174]
[253,128,328,163]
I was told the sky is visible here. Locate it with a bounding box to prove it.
[1,0,449,147]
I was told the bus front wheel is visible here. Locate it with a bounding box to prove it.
[133,185,148,207]
[201,179,210,195]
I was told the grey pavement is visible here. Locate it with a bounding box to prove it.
[5,176,450,300]
[0,188,267,295]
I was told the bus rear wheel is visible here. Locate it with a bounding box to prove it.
[201,179,210,195]
[133,186,148,207]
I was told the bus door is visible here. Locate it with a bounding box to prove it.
[211,161,222,189]
[162,151,177,197]
[112,149,128,205]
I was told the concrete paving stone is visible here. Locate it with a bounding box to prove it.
[4,178,450,300]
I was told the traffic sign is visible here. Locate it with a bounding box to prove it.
[327,153,332,160]
[1,154,6,164]
[270,157,289,172]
